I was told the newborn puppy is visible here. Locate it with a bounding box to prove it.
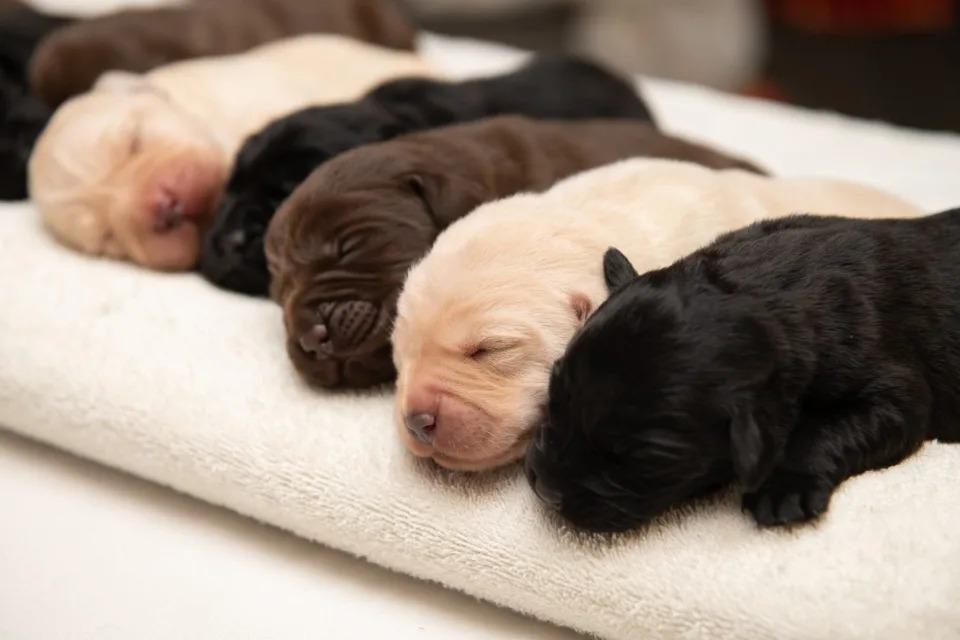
[29,36,432,270]
[267,117,760,390]
[393,159,922,471]
[0,0,70,200]
[202,56,654,296]
[202,100,406,295]
[30,0,416,107]
[527,210,960,531]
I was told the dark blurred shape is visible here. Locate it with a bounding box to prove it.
[29,0,418,108]
[0,76,50,200]
[410,1,576,52]
[764,0,960,132]
[0,0,71,86]
[0,0,69,201]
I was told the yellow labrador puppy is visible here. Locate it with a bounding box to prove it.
[392,158,922,471]
[29,35,433,271]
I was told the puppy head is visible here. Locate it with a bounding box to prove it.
[526,249,787,532]
[200,102,406,296]
[266,147,465,388]
[392,201,599,471]
[29,80,226,270]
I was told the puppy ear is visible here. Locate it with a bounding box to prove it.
[406,171,486,228]
[569,292,592,325]
[728,399,779,491]
[603,247,638,292]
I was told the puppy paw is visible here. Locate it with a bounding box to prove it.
[742,471,833,527]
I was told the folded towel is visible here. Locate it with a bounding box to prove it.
[1,35,959,640]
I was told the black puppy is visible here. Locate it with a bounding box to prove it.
[0,1,70,200]
[526,210,960,532]
[0,1,71,85]
[0,74,50,199]
[200,55,654,295]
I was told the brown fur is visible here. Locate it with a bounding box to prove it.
[29,0,416,107]
[266,114,763,389]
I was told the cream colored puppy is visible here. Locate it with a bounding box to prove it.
[29,35,434,270]
[393,158,923,471]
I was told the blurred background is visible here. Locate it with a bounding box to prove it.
[408,0,960,133]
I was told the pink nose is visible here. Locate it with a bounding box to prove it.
[404,412,436,444]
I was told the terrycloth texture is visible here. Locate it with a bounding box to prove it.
[2,35,960,640]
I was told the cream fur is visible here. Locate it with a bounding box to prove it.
[393,158,924,471]
[28,35,435,271]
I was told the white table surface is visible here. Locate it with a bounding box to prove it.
[0,430,584,639]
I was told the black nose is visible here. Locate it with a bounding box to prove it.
[221,228,250,255]
[525,444,562,510]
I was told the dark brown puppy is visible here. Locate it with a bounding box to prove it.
[29,0,416,107]
[266,115,764,389]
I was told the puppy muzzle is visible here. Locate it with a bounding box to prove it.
[292,299,396,388]
[199,223,270,296]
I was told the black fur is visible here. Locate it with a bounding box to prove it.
[526,210,960,532]
[0,1,70,200]
[0,1,71,86]
[0,74,50,200]
[200,55,654,295]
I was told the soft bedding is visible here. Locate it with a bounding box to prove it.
[2,34,960,640]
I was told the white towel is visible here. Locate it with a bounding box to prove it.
[2,35,960,640]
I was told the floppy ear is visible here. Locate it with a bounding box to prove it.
[728,399,782,491]
[568,292,592,326]
[406,171,487,228]
[603,247,639,292]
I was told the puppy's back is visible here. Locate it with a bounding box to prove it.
[473,56,655,122]
[142,35,435,152]
[29,0,417,107]
[403,159,923,320]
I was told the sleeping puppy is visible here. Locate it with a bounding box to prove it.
[28,36,433,270]
[527,210,960,531]
[202,56,654,296]
[202,100,406,295]
[266,117,760,390]
[30,0,416,107]
[392,159,923,472]
[0,0,70,200]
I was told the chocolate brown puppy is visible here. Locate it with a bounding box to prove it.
[29,0,416,107]
[266,115,763,389]
[202,56,653,296]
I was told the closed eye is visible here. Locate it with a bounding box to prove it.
[466,346,488,360]
[337,231,369,260]
[127,121,143,157]
[464,338,521,360]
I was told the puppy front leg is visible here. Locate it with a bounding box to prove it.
[743,366,931,527]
